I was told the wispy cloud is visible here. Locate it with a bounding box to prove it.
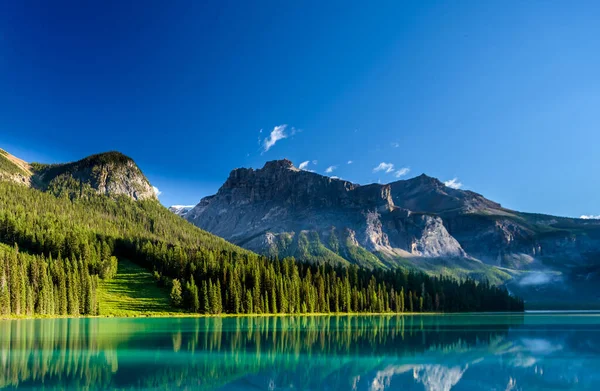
[152,186,162,197]
[444,178,463,189]
[312,160,318,165]
[391,142,400,148]
[373,162,394,173]
[394,167,410,178]
[262,124,296,152]
[325,165,337,174]
[580,215,600,220]
[298,161,310,170]
[347,160,353,165]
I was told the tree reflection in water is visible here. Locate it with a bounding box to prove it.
[2,314,598,390]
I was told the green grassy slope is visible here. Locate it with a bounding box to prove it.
[98,258,183,317]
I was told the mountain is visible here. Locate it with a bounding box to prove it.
[168,205,195,218]
[1,148,519,316]
[1,148,156,200]
[184,159,600,307]
[30,151,156,200]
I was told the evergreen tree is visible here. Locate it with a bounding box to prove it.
[170,279,183,307]
[185,277,200,313]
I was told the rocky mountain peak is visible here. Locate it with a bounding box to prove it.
[413,173,445,186]
[31,151,156,201]
[389,173,503,214]
[262,159,296,171]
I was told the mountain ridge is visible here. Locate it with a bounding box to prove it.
[0,148,522,316]
[182,159,600,306]
[0,149,156,200]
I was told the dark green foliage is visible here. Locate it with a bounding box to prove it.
[0,149,29,177]
[185,277,200,312]
[170,279,183,307]
[0,181,523,316]
[98,256,118,280]
[0,244,100,316]
[31,151,134,185]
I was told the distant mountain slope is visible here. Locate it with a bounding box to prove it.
[30,151,156,200]
[184,159,600,305]
[0,148,32,185]
[2,148,519,316]
[185,160,495,276]
[168,205,195,218]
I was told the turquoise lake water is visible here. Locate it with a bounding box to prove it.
[1,313,599,390]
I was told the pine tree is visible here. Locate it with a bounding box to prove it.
[9,246,20,315]
[170,279,183,307]
[0,254,10,315]
[186,277,200,313]
[201,280,210,314]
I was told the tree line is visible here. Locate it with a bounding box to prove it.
[0,181,524,316]
[1,315,522,389]
[0,244,101,316]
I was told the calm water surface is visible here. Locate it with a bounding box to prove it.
[1,313,599,390]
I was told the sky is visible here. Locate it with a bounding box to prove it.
[0,1,599,218]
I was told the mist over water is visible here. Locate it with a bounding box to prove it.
[1,314,599,390]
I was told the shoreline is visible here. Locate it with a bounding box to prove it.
[0,311,532,320]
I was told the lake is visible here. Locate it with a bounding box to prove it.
[1,313,599,390]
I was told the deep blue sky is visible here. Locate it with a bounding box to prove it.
[1,1,599,217]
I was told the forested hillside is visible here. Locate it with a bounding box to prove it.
[0,180,523,316]
[0,148,523,316]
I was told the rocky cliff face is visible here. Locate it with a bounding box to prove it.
[31,152,156,200]
[185,159,600,299]
[0,149,157,201]
[187,160,470,270]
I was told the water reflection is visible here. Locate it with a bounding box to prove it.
[1,314,599,390]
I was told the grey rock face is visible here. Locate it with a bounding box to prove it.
[1,149,157,201]
[32,152,156,201]
[186,160,468,269]
[168,205,195,218]
[185,159,600,290]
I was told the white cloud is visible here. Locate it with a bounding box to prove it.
[312,160,318,165]
[444,178,463,189]
[330,176,341,179]
[373,162,394,173]
[298,161,310,170]
[152,186,162,197]
[262,124,296,152]
[347,160,353,164]
[391,142,400,148]
[394,167,410,178]
[580,215,600,220]
[325,165,337,174]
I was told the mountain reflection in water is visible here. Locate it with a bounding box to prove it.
[1,314,599,390]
